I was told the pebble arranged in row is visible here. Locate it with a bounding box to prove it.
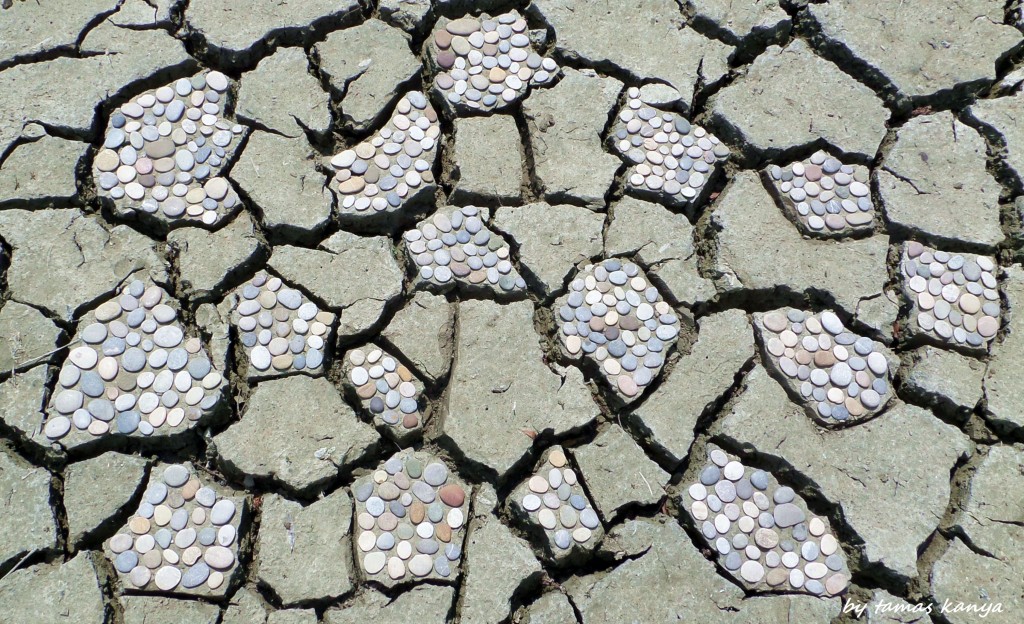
[899,242,1000,352]
[44,280,225,443]
[226,271,335,379]
[755,308,893,424]
[554,259,679,402]
[610,88,729,209]
[352,452,469,587]
[403,206,526,296]
[428,11,558,114]
[93,72,246,226]
[685,446,849,596]
[766,150,874,236]
[328,92,439,221]
[510,447,602,564]
[105,463,244,595]
[342,345,425,442]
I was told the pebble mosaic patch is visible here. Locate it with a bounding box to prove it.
[685,446,849,596]
[765,151,875,236]
[403,205,527,296]
[342,344,425,442]
[555,259,680,402]
[352,452,469,587]
[94,72,246,226]
[755,308,894,424]
[44,280,225,444]
[899,242,1000,352]
[226,271,335,379]
[328,91,439,223]
[105,463,245,596]
[509,446,602,565]
[610,88,729,209]
[428,11,558,114]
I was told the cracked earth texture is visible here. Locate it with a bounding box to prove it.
[0,0,1023,623]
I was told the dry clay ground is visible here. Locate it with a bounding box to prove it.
[1,0,1024,623]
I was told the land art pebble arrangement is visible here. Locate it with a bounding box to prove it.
[555,259,680,401]
[899,242,1001,352]
[105,463,244,595]
[352,453,469,586]
[509,447,602,564]
[765,151,875,236]
[404,205,527,295]
[5,1,1022,621]
[226,272,335,379]
[328,92,440,223]
[755,309,893,424]
[685,447,849,596]
[427,11,559,114]
[93,72,245,226]
[44,280,225,443]
[342,345,425,441]
[611,88,729,209]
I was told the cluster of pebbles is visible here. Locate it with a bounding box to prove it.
[403,206,526,296]
[610,88,729,209]
[754,309,893,424]
[427,11,558,114]
[509,447,602,564]
[554,259,680,402]
[225,272,335,379]
[328,92,439,224]
[44,280,224,443]
[899,242,1001,352]
[93,72,246,227]
[342,345,425,441]
[685,447,849,596]
[105,463,244,595]
[765,151,874,236]
[352,452,469,586]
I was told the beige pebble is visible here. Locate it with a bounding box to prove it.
[548,449,566,467]
[754,528,779,549]
[805,562,828,579]
[153,505,172,526]
[740,560,765,583]
[825,573,848,595]
[820,534,838,556]
[182,546,202,566]
[528,476,549,493]
[154,566,181,590]
[808,517,825,536]
[207,571,224,589]
[129,516,151,534]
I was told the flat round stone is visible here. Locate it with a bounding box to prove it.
[825,551,848,571]
[773,503,805,528]
[439,484,465,507]
[825,573,848,595]
[423,462,448,486]
[723,461,744,481]
[364,552,386,574]
[44,416,72,439]
[387,556,406,579]
[686,483,707,503]
[740,560,765,583]
[210,499,236,525]
[163,464,190,487]
[805,562,828,579]
[203,545,235,569]
[154,565,181,590]
[409,554,432,576]
[182,562,210,588]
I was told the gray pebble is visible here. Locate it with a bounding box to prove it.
[182,562,210,588]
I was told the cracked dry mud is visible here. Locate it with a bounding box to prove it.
[0,1,1023,623]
